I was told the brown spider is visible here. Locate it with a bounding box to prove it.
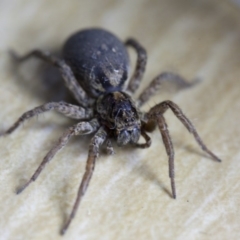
[0,28,221,235]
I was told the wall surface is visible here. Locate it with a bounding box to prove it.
[0,0,240,239]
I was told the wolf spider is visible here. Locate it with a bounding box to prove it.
[0,28,221,234]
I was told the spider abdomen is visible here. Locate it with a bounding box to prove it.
[63,28,130,98]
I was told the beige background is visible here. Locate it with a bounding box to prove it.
[0,0,240,239]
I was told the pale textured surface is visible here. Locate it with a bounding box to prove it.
[0,0,240,240]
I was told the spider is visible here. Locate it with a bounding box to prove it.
[0,28,221,235]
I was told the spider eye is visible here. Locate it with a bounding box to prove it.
[117,130,130,146]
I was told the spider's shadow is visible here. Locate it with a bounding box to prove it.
[56,147,173,230]
[174,138,218,161]
[131,159,172,198]
[13,130,89,172]
[113,144,172,198]
[8,49,75,104]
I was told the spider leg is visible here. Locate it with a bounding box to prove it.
[148,100,221,162]
[162,101,221,162]
[105,139,115,155]
[16,119,100,194]
[0,101,93,136]
[135,130,151,149]
[10,50,94,107]
[137,72,199,107]
[147,100,221,198]
[125,39,147,94]
[157,115,176,198]
[61,127,107,235]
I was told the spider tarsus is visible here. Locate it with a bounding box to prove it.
[60,227,66,236]
[0,130,11,137]
[16,184,27,195]
[16,177,35,194]
[0,124,21,136]
[61,217,72,235]
[172,191,176,199]
[16,188,23,195]
[211,153,222,162]
[5,129,14,135]
[212,155,221,162]
[202,146,221,162]
[170,178,176,199]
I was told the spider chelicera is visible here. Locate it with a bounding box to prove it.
[0,28,221,234]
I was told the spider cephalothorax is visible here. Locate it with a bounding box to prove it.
[96,91,141,145]
[0,28,221,235]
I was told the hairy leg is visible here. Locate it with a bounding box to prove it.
[105,139,115,155]
[136,130,151,148]
[16,119,100,194]
[0,101,94,136]
[125,39,147,94]
[147,100,221,162]
[146,100,221,198]
[138,72,199,107]
[61,127,107,235]
[157,115,176,198]
[11,50,94,107]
